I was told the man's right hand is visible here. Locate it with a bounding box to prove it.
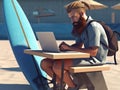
[59,42,71,51]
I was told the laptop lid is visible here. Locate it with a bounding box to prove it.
[36,32,60,52]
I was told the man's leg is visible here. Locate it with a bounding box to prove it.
[53,59,76,88]
[41,58,61,83]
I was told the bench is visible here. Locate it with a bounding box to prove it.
[69,65,110,90]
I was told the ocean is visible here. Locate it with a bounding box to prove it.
[0,23,120,40]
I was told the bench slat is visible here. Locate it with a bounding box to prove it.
[70,65,110,73]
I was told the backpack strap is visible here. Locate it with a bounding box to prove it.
[85,20,96,39]
[114,53,117,65]
[113,31,120,65]
[86,20,96,28]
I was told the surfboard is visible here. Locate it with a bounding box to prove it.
[3,0,48,90]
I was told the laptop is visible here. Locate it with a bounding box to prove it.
[36,32,61,52]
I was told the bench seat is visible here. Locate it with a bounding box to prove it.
[70,65,110,73]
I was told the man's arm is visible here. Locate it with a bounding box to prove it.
[59,42,98,57]
[68,46,98,56]
[71,42,83,49]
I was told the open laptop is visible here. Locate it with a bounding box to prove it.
[36,32,61,52]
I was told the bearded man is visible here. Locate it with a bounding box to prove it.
[40,1,108,90]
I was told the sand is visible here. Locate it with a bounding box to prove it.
[0,40,120,90]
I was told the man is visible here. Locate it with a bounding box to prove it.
[41,1,108,90]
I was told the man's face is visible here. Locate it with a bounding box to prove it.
[68,9,81,23]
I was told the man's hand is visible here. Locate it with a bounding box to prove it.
[59,42,71,51]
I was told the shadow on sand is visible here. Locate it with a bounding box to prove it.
[0,84,33,90]
[0,67,21,72]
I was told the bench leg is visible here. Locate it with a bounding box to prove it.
[86,71,108,90]
[72,73,94,90]
[72,71,108,90]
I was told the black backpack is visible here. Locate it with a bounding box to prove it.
[87,20,120,65]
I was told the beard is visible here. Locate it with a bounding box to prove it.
[72,17,87,37]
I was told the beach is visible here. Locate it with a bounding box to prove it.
[0,40,120,90]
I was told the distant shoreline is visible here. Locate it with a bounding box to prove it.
[0,23,120,40]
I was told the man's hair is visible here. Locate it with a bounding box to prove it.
[65,0,90,13]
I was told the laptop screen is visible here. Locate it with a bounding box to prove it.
[36,32,60,52]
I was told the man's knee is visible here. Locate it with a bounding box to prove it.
[53,60,73,73]
[41,59,46,70]
[53,61,62,73]
[41,58,53,70]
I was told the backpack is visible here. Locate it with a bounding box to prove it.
[87,20,120,65]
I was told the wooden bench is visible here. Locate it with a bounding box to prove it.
[70,65,110,73]
[69,65,110,90]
